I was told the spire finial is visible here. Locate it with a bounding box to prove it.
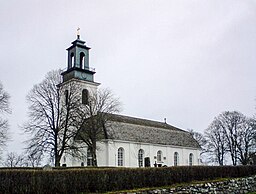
[77,27,80,39]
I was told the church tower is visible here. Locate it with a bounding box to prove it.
[61,32,100,100]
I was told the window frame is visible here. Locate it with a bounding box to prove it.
[82,89,89,105]
[138,149,144,167]
[157,150,162,162]
[174,152,179,166]
[80,52,85,69]
[87,148,93,166]
[70,52,75,67]
[117,147,124,167]
[65,90,69,105]
[189,153,193,166]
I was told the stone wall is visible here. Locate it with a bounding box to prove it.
[131,175,256,194]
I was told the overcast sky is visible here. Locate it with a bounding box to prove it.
[0,0,256,155]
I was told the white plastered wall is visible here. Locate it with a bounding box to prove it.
[104,140,200,167]
[62,140,201,167]
[59,78,100,167]
[59,78,99,100]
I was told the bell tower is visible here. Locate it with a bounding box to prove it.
[59,31,100,167]
[60,31,100,101]
[61,30,96,82]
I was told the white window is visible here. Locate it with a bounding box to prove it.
[138,149,144,167]
[157,150,162,162]
[118,147,124,166]
[189,153,193,166]
[174,152,179,166]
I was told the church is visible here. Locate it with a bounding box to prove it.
[60,34,201,168]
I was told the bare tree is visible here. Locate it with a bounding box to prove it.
[205,119,227,165]
[24,70,81,166]
[4,151,42,167]
[188,129,207,163]
[188,129,207,153]
[4,152,24,167]
[24,69,121,167]
[218,111,246,166]
[236,117,256,165]
[0,82,10,157]
[24,69,120,167]
[205,111,256,166]
[24,150,43,167]
[74,88,121,167]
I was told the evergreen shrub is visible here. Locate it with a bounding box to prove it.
[0,165,255,193]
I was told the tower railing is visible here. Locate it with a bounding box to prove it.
[61,65,96,73]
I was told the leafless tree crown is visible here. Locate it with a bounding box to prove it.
[24,69,121,167]
[0,81,10,155]
[204,111,256,165]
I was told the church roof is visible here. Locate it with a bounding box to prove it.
[106,114,201,149]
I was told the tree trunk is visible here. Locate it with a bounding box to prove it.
[55,155,61,167]
[92,139,97,167]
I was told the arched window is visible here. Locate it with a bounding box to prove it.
[118,147,124,166]
[82,89,88,105]
[87,148,93,166]
[138,149,144,167]
[174,152,179,166]
[189,153,193,166]
[70,53,75,67]
[157,150,162,162]
[65,90,69,105]
[80,52,85,69]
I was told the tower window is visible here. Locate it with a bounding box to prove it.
[80,52,85,69]
[70,53,75,67]
[65,90,69,105]
[82,89,89,105]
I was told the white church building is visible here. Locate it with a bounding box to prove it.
[60,35,201,168]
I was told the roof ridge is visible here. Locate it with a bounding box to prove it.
[107,113,186,132]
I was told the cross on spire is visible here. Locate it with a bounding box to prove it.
[77,27,80,39]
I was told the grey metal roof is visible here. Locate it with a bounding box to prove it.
[106,114,201,149]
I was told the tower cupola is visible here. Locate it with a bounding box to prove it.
[61,31,96,82]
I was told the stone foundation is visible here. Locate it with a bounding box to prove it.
[130,175,256,194]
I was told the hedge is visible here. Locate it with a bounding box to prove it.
[0,165,256,193]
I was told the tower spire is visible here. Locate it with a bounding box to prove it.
[62,33,96,83]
